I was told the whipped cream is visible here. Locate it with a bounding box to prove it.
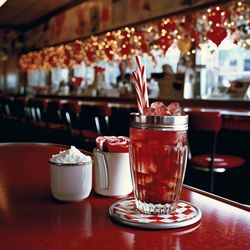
[50,146,91,164]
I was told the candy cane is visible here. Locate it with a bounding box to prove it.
[132,71,144,114]
[132,56,149,114]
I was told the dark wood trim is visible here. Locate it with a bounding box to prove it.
[0,0,87,32]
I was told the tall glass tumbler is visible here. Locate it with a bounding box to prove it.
[129,113,188,214]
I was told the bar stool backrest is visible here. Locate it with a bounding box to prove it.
[46,99,62,124]
[189,111,222,132]
[79,103,112,135]
[9,97,28,119]
[61,101,81,130]
[32,98,49,123]
[1,95,13,117]
[188,111,245,193]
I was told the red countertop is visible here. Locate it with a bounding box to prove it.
[0,143,249,250]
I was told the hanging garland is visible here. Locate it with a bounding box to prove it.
[19,1,250,72]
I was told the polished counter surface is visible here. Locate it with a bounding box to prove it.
[0,143,249,250]
[31,93,250,108]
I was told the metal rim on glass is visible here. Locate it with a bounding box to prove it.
[130,113,188,131]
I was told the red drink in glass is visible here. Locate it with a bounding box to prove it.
[129,114,188,214]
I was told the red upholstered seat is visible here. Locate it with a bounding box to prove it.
[189,111,245,192]
[70,128,98,139]
[192,154,245,172]
[62,101,81,114]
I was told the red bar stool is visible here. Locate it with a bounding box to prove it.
[61,100,81,136]
[90,103,112,135]
[27,98,49,129]
[79,104,99,140]
[0,95,13,119]
[8,97,28,123]
[26,98,38,123]
[45,99,62,131]
[78,103,112,149]
[189,111,245,193]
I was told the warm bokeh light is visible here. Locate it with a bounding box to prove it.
[19,1,250,72]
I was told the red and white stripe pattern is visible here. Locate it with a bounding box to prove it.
[132,56,149,114]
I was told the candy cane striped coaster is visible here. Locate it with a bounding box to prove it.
[109,198,202,229]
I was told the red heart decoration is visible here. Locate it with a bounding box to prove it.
[207,26,227,47]
[157,35,174,53]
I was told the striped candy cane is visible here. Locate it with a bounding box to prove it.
[132,56,149,114]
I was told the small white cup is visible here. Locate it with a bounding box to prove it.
[50,160,92,202]
[93,148,133,197]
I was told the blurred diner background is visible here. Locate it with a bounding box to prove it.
[0,0,249,205]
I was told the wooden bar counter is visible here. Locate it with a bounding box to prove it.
[34,94,250,131]
[0,143,249,250]
[33,93,250,112]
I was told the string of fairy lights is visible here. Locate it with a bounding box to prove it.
[19,1,250,72]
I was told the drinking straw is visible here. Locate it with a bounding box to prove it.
[135,56,149,108]
[132,56,149,114]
